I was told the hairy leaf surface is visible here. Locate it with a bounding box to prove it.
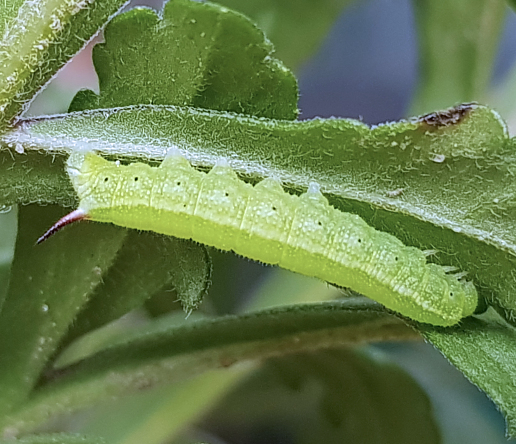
[0,300,414,435]
[0,205,126,418]
[69,0,298,120]
[0,0,129,128]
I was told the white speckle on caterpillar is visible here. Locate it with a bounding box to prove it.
[165,147,182,159]
[39,152,478,326]
[307,182,321,194]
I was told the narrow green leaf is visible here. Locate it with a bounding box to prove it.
[0,300,415,435]
[0,205,126,418]
[0,0,129,129]
[0,434,106,444]
[214,0,356,69]
[411,0,506,114]
[69,0,298,120]
[421,311,516,438]
[62,230,211,345]
[0,206,17,309]
[75,369,250,444]
[205,348,441,444]
[7,104,516,321]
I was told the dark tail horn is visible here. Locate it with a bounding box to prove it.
[37,209,88,244]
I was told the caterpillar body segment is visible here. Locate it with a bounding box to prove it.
[40,151,478,326]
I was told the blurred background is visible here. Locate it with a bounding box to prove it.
[14,0,516,442]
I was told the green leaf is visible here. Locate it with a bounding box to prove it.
[0,300,415,435]
[11,103,516,429]
[0,434,106,444]
[0,0,25,38]
[0,207,17,309]
[62,230,211,346]
[8,104,516,320]
[204,348,441,444]
[212,0,356,69]
[0,0,129,129]
[71,369,250,444]
[421,311,516,438]
[69,0,298,120]
[0,205,126,419]
[0,150,76,209]
[410,0,506,114]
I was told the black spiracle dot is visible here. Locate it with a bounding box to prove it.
[272,206,277,211]
[176,181,181,186]
[358,238,362,243]
[395,256,399,261]
[450,292,454,297]
[225,192,229,197]
[317,221,322,226]
[104,177,109,182]
[134,177,138,182]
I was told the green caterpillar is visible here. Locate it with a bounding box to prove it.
[39,151,478,326]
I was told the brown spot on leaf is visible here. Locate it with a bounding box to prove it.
[220,355,236,368]
[419,102,477,128]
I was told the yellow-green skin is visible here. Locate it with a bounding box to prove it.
[68,152,478,326]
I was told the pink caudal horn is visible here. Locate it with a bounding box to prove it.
[37,209,88,244]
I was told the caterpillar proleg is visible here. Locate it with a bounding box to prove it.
[39,151,478,326]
